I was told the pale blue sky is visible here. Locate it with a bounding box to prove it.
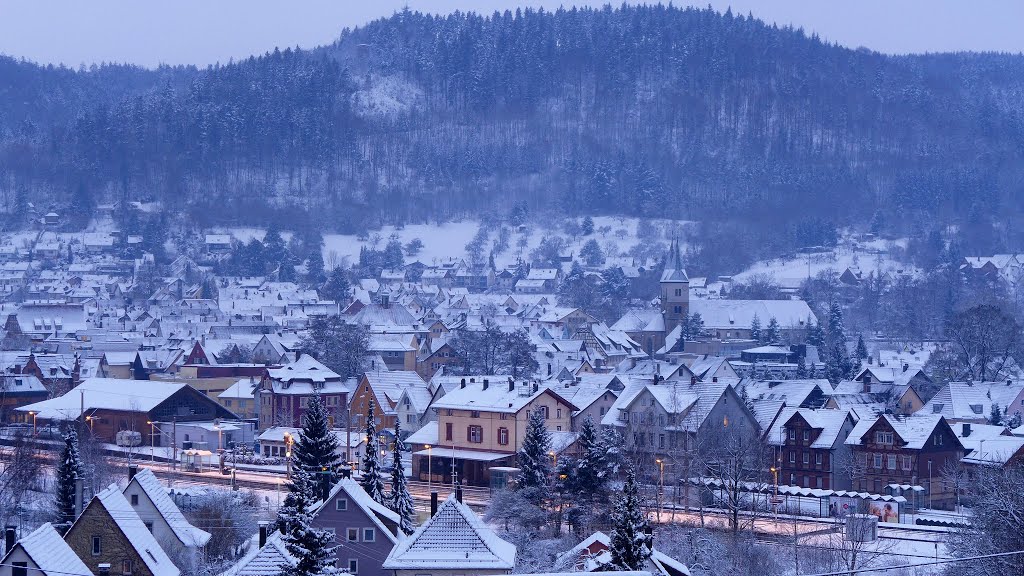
[1,1,1022,68]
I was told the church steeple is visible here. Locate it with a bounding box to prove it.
[660,237,689,333]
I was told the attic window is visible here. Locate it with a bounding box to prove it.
[970,404,984,415]
[932,403,943,413]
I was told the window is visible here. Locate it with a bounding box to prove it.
[875,431,894,445]
[12,562,27,576]
[363,528,375,542]
[659,434,665,448]
[91,536,102,555]
[500,413,508,420]
[803,430,810,442]
[122,559,134,575]
[347,528,358,542]
[673,305,682,314]
[902,456,912,471]
[336,498,348,511]
[887,455,897,469]
[538,406,549,419]
[471,411,481,418]
[299,397,309,408]
[445,423,453,441]
[789,451,795,463]
[788,429,796,441]
[802,452,809,464]
[130,494,139,506]
[934,434,943,446]
[498,427,509,445]
[674,288,682,297]
[815,453,822,465]
[468,426,483,443]
[446,409,454,416]
[348,559,359,574]
[556,408,562,418]
[873,454,882,469]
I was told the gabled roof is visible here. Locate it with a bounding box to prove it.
[18,378,189,420]
[126,469,211,547]
[220,532,294,576]
[315,478,399,542]
[921,381,1024,421]
[86,484,181,576]
[383,494,516,570]
[430,379,577,414]
[846,414,956,450]
[1,523,92,576]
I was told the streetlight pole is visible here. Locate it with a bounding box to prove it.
[284,432,293,478]
[656,459,665,522]
[28,411,36,436]
[147,421,155,462]
[425,444,432,494]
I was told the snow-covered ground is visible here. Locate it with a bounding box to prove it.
[733,233,916,285]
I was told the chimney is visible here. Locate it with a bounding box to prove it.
[963,423,972,437]
[508,378,515,392]
[430,492,439,517]
[258,521,269,547]
[902,363,909,373]
[532,382,538,393]
[691,376,697,385]
[455,482,463,503]
[483,379,489,391]
[128,465,138,481]
[460,379,466,389]
[320,471,331,502]
[98,564,111,576]
[4,526,15,555]
[644,525,654,550]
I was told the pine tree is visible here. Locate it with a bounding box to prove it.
[764,316,781,344]
[855,334,869,360]
[388,421,415,535]
[360,400,387,504]
[608,466,652,571]
[517,408,552,489]
[562,416,606,496]
[796,355,808,378]
[749,314,762,343]
[806,317,825,347]
[293,394,342,482]
[280,468,338,576]
[991,404,1004,426]
[54,428,84,535]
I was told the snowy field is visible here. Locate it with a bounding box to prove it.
[732,233,916,284]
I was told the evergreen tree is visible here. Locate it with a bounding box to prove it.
[764,316,781,344]
[561,416,606,496]
[54,428,84,535]
[991,404,1004,426]
[306,249,326,284]
[749,314,762,343]
[806,318,825,347]
[517,408,552,489]
[280,468,338,576]
[824,302,852,383]
[320,267,352,303]
[581,216,595,236]
[388,421,415,535]
[293,394,342,482]
[608,466,652,571]
[796,355,808,378]
[580,239,604,266]
[360,400,387,504]
[855,334,869,360]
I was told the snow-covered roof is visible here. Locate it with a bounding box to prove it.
[845,414,950,450]
[221,532,294,576]
[219,378,258,400]
[921,381,1024,421]
[18,378,188,420]
[610,309,665,333]
[126,469,212,547]
[383,494,516,570]
[689,299,815,330]
[430,379,576,414]
[316,478,399,542]
[3,522,93,576]
[89,484,181,576]
[766,408,855,449]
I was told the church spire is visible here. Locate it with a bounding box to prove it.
[661,237,688,283]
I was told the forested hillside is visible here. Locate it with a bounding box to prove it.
[2,4,1024,261]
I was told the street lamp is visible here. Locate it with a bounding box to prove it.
[28,411,36,436]
[85,415,97,434]
[425,444,432,494]
[770,466,779,517]
[655,459,665,521]
[284,432,293,478]
[549,450,557,468]
[147,421,156,462]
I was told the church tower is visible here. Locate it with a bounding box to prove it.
[660,237,689,333]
